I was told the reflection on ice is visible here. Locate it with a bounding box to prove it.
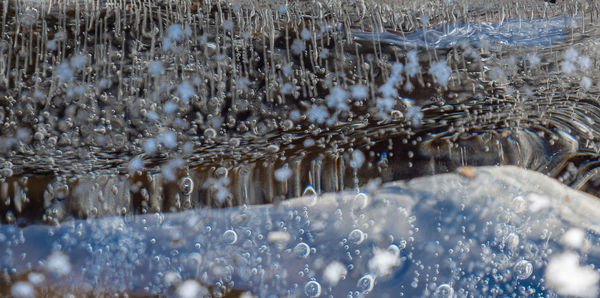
[2,166,600,296]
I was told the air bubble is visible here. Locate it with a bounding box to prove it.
[304,280,322,297]
[293,242,311,258]
[223,229,238,244]
[180,176,194,195]
[357,274,375,293]
[348,229,365,245]
[514,260,533,280]
[433,283,454,298]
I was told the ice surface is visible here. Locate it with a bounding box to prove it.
[3,166,600,296]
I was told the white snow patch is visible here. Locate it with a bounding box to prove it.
[323,261,347,286]
[326,86,350,111]
[274,165,292,182]
[545,251,599,297]
[562,228,586,249]
[307,105,329,124]
[291,39,306,55]
[405,50,420,77]
[46,251,71,276]
[129,157,144,172]
[351,84,368,99]
[11,281,34,298]
[368,247,401,277]
[144,138,157,154]
[429,61,451,87]
[177,81,195,104]
[176,280,208,298]
[526,193,550,213]
[578,56,592,70]
[581,77,592,90]
[350,150,365,168]
[149,61,164,77]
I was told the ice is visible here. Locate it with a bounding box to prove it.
[1,166,599,295]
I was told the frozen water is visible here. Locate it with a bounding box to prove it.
[2,166,600,295]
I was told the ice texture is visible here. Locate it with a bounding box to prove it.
[2,166,600,296]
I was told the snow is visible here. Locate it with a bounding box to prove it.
[350,150,365,168]
[351,84,369,99]
[525,193,550,212]
[307,105,329,124]
[545,251,599,297]
[280,83,293,95]
[149,61,164,77]
[405,50,420,77]
[301,28,311,40]
[527,53,541,66]
[578,56,592,70]
[176,280,207,298]
[164,101,178,114]
[323,261,347,286]
[326,86,350,111]
[162,158,184,181]
[274,165,292,182]
[55,62,73,82]
[291,39,306,55]
[561,61,576,74]
[581,77,592,89]
[70,54,88,69]
[405,106,423,127]
[144,138,157,154]
[177,81,195,104]
[129,157,144,171]
[46,251,71,276]
[368,247,401,277]
[564,47,579,62]
[158,131,177,149]
[561,228,585,249]
[428,61,451,87]
[11,281,34,298]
